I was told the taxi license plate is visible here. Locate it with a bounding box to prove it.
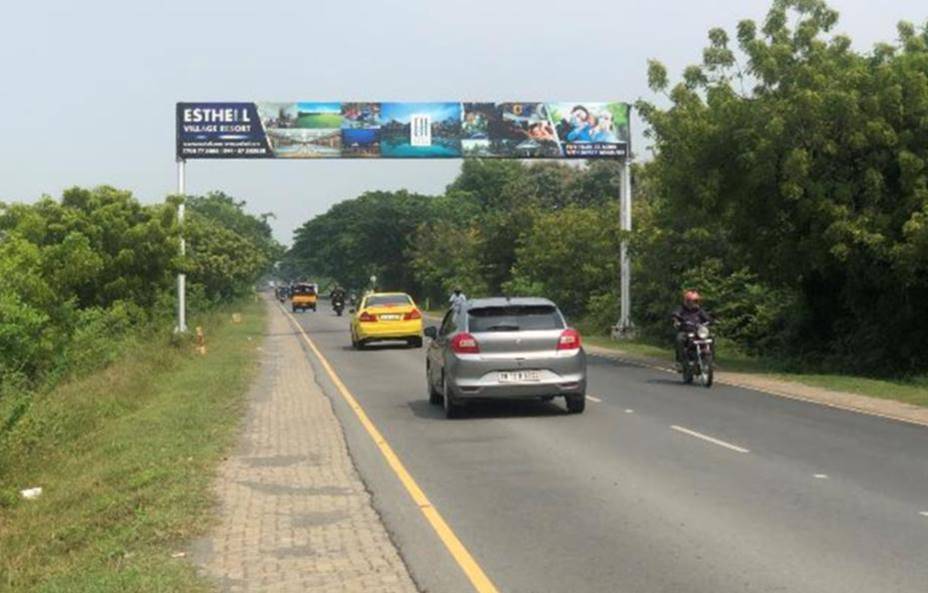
[379,314,401,320]
[498,370,541,383]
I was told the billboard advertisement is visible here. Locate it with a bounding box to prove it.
[177,102,629,159]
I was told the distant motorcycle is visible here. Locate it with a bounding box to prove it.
[332,296,345,317]
[679,322,714,387]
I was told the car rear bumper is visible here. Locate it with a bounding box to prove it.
[445,350,587,399]
[357,321,423,340]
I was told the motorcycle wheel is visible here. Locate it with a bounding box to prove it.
[700,357,714,388]
[682,363,694,384]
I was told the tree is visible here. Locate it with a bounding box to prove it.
[637,0,928,371]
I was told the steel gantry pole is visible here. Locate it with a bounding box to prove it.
[176,158,188,333]
[617,155,632,335]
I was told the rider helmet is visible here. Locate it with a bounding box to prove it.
[683,290,701,308]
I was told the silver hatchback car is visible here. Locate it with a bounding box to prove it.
[424,297,587,418]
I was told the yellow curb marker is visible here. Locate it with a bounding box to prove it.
[281,306,499,593]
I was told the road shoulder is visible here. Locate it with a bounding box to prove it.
[192,299,418,592]
[584,344,928,428]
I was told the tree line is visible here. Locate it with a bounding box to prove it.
[285,0,928,375]
[0,187,282,390]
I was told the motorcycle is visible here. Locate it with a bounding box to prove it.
[679,322,714,388]
[332,296,345,317]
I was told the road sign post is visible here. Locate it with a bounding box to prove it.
[615,156,633,337]
[176,158,187,333]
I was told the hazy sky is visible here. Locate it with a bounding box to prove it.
[1,0,924,244]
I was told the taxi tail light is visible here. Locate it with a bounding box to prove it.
[557,328,582,351]
[359,311,377,322]
[450,332,480,354]
[404,309,422,321]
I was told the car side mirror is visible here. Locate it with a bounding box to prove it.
[349,308,356,314]
[424,326,438,339]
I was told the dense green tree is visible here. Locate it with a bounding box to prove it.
[638,0,928,371]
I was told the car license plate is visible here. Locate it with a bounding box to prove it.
[379,314,401,320]
[498,370,541,383]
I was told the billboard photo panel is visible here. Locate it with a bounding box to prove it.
[177,102,629,159]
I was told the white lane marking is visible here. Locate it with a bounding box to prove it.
[670,425,751,454]
[919,511,928,517]
[813,474,829,479]
[586,395,603,403]
[625,409,634,414]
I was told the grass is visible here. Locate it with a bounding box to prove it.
[295,113,342,128]
[0,298,266,592]
[584,335,928,408]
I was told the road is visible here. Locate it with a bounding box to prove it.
[285,302,928,593]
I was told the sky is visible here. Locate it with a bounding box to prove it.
[1,0,924,244]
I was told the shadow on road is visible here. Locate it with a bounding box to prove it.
[646,378,688,387]
[340,343,422,353]
[407,398,568,420]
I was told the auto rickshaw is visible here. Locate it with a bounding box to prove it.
[290,282,317,312]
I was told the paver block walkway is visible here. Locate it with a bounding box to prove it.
[193,303,419,593]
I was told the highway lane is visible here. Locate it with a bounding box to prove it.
[286,302,928,593]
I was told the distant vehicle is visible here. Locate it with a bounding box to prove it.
[350,292,423,349]
[290,283,317,312]
[424,297,587,418]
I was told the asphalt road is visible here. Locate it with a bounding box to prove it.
[286,302,928,593]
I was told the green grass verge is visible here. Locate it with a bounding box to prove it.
[584,335,928,408]
[0,298,266,592]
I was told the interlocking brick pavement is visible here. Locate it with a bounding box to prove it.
[192,303,419,592]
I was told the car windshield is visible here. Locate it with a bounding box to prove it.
[293,285,315,295]
[467,305,564,332]
[366,294,412,307]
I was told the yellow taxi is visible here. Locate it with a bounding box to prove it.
[350,292,423,349]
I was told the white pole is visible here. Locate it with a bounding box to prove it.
[618,156,632,334]
[176,159,188,333]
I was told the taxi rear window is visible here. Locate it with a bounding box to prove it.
[366,294,412,307]
[293,285,315,295]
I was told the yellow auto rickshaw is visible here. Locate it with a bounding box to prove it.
[290,283,317,312]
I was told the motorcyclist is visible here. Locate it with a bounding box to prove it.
[672,290,712,368]
[330,284,346,303]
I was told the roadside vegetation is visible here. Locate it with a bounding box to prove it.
[0,299,264,592]
[0,186,280,590]
[284,0,928,384]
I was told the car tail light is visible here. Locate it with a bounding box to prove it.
[404,309,422,321]
[557,328,581,351]
[359,311,377,322]
[450,332,480,354]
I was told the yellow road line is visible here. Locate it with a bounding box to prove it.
[281,306,500,593]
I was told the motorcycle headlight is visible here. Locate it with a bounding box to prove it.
[697,325,710,339]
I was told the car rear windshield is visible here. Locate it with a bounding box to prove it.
[467,305,564,332]
[366,294,412,307]
[293,285,315,295]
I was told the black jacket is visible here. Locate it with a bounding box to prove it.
[672,305,712,328]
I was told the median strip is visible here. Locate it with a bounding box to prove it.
[670,425,751,454]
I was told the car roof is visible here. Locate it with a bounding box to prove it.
[464,296,557,310]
